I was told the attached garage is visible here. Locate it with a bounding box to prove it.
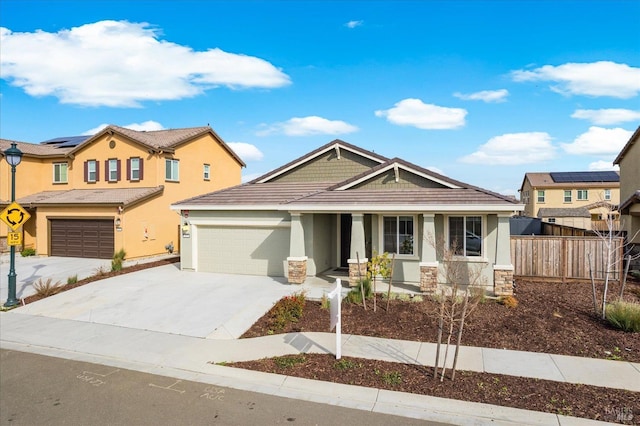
[196,226,289,276]
[50,219,114,259]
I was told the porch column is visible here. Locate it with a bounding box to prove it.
[493,214,514,296]
[348,213,367,287]
[287,212,307,284]
[420,213,439,293]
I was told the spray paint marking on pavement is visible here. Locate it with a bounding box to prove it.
[149,379,186,394]
[200,385,226,401]
[76,368,120,387]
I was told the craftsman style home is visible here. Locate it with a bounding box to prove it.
[173,140,523,295]
[0,125,244,259]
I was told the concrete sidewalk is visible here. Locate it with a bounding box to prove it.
[1,311,635,425]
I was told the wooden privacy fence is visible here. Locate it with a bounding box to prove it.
[510,236,624,282]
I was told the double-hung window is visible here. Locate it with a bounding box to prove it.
[165,159,179,182]
[563,190,572,203]
[84,160,98,183]
[537,190,545,203]
[53,162,68,183]
[449,216,482,257]
[107,159,120,182]
[203,164,211,180]
[577,189,588,201]
[128,157,142,181]
[383,216,414,255]
[604,189,611,201]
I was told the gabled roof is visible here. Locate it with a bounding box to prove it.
[251,139,388,183]
[11,186,164,208]
[613,125,640,165]
[67,125,246,167]
[537,207,590,218]
[619,190,640,214]
[173,140,522,213]
[520,171,620,191]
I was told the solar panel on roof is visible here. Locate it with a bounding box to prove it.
[550,171,619,183]
[39,135,91,148]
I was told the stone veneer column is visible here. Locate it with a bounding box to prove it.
[493,214,514,295]
[287,212,307,284]
[419,214,439,293]
[419,262,439,293]
[493,266,514,296]
[348,258,368,287]
[287,256,307,284]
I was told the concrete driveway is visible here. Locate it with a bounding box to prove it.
[10,263,307,339]
[0,255,110,302]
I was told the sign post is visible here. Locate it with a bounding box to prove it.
[328,279,342,359]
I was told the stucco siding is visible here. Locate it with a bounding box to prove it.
[312,214,333,273]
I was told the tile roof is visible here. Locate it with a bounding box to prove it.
[1,138,70,157]
[537,207,591,218]
[619,190,640,213]
[13,186,164,207]
[176,182,330,206]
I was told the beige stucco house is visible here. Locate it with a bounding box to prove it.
[172,140,523,295]
[1,125,244,259]
[519,171,620,230]
[614,126,640,245]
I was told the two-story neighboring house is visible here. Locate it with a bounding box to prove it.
[614,126,640,245]
[1,125,244,259]
[518,171,620,230]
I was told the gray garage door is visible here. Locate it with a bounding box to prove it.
[197,226,289,276]
[50,219,114,259]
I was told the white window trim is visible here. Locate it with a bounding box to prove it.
[445,215,486,261]
[563,190,572,203]
[87,160,97,183]
[108,159,118,182]
[165,159,180,182]
[53,162,68,183]
[203,163,211,181]
[130,157,140,181]
[604,189,611,201]
[537,190,545,203]
[577,189,588,201]
[378,214,418,259]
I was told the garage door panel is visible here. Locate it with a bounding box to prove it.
[197,226,289,276]
[50,219,114,259]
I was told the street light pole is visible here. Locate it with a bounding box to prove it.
[4,142,23,307]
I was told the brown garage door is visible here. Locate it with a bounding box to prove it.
[50,219,114,259]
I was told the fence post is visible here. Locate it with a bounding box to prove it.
[619,237,624,283]
[561,238,567,284]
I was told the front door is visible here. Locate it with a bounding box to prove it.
[340,214,352,268]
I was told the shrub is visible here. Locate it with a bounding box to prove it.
[605,301,640,332]
[20,248,36,257]
[345,278,372,305]
[271,291,306,330]
[320,293,330,310]
[334,359,358,370]
[498,295,519,308]
[274,354,306,368]
[67,275,78,285]
[111,248,127,272]
[32,278,64,297]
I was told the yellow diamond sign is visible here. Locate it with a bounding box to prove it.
[0,202,31,231]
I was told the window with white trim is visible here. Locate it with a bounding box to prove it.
[86,160,97,183]
[383,216,414,255]
[53,162,68,183]
[537,190,545,203]
[577,189,588,200]
[130,157,140,181]
[165,159,179,181]
[108,159,119,182]
[449,216,482,257]
[563,190,572,203]
[203,164,210,180]
[604,189,611,201]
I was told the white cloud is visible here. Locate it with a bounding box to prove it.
[511,61,640,98]
[588,160,619,171]
[241,172,263,183]
[425,166,444,175]
[561,126,633,155]
[257,116,358,136]
[375,98,467,130]
[453,89,509,103]
[345,20,363,29]
[83,120,165,135]
[571,109,640,125]
[0,21,290,107]
[460,132,556,165]
[227,142,264,161]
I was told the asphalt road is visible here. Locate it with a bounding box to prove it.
[0,349,447,426]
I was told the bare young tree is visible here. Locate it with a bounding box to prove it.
[589,199,640,319]
[428,235,486,381]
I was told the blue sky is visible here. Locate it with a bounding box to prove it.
[1,0,639,195]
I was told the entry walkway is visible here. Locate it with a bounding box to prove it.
[1,311,636,425]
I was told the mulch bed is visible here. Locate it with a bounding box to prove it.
[234,277,640,423]
[21,256,180,305]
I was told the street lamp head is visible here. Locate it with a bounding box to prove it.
[4,143,23,167]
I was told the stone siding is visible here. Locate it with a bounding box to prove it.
[420,265,438,293]
[288,259,307,284]
[348,261,368,287]
[494,268,514,296]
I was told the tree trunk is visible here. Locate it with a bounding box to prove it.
[434,297,444,379]
[451,290,469,381]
